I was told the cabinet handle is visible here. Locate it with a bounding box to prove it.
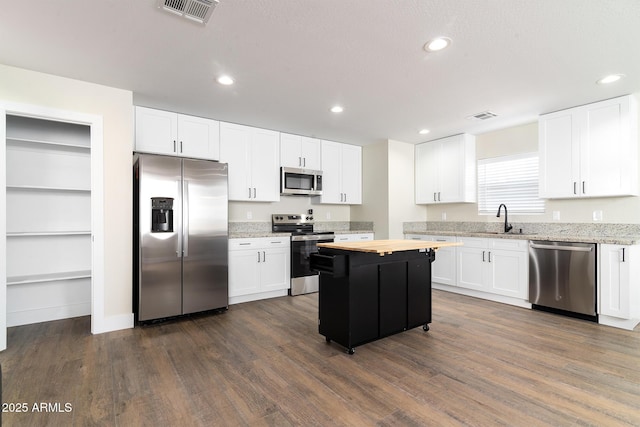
[253,188,257,199]
[438,192,441,201]
[622,248,626,263]
[263,251,266,262]
[303,157,306,167]
[180,141,183,153]
[488,251,492,263]
[257,252,261,262]
[249,188,252,199]
[433,192,437,202]
[582,181,586,194]
[482,251,485,262]
[299,156,302,166]
[573,182,577,195]
[344,193,347,203]
[173,140,177,153]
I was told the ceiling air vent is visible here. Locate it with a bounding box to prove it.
[467,111,498,121]
[158,0,219,24]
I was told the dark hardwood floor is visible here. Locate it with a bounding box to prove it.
[1,290,639,426]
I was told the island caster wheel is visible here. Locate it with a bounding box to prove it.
[423,324,430,331]
[347,348,355,355]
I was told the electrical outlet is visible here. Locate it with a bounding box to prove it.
[441,212,447,221]
[552,211,561,221]
[326,211,331,220]
[593,210,603,221]
[246,211,253,220]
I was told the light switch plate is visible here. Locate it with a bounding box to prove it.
[552,211,561,221]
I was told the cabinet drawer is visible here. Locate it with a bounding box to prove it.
[490,238,527,251]
[457,237,487,248]
[229,237,290,251]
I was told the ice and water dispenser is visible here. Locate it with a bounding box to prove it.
[151,197,174,232]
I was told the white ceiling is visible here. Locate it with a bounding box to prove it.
[1,0,639,146]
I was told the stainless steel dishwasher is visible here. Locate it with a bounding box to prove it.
[528,241,597,321]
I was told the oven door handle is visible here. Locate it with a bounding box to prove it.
[291,235,335,242]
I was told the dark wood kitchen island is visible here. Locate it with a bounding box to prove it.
[311,239,461,354]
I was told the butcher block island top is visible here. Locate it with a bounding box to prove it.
[317,239,462,255]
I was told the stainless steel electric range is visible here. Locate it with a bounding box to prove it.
[272,213,334,295]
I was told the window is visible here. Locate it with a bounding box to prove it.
[477,153,544,215]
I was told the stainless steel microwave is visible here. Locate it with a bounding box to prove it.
[280,167,323,196]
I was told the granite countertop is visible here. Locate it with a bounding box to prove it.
[407,230,640,245]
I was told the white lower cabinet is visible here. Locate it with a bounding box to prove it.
[599,244,640,330]
[406,234,456,286]
[333,233,374,242]
[457,237,528,300]
[228,237,290,304]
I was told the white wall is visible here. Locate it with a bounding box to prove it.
[351,141,389,237]
[426,114,640,224]
[351,139,425,238]
[0,64,134,324]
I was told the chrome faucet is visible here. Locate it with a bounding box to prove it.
[496,204,513,233]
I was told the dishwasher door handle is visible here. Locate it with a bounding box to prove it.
[529,242,593,252]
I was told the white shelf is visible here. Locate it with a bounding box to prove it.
[7,270,92,286]
[6,184,90,192]
[7,136,90,151]
[7,231,91,237]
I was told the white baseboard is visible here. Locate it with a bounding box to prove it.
[598,315,640,331]
[433,283,532,309]
[229,289,288,305]
[7,302,90,327]
[93,312,134,334]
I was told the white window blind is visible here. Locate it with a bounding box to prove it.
[477,153,544,215]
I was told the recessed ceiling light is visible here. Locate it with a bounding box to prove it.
[217,75,234,85]
[330,105,344,113]
[597,74,624,85]
[424,37,451,52]
[419,129,430,135]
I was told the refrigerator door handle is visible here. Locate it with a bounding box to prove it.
[183,179,189,258]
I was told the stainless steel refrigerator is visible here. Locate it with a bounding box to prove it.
[133,153,228,322]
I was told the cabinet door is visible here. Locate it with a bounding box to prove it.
[430,237,457,286]
[438,138,464,203]
[219,123,251,201]
[600,244,630,318]
[415,142,439,203]
[319,140,343,203]
[538,110,579,198]
[260,246,290,292]
[280,133,303,167]
[135,107,178,155]
[581,97,635,197]
[340,144,362,204]
[300,136,321,170]
[249,127,280,202]
[228,250,261,297]
[457,246,488,291]
[488,248,527,298]
[177,114,220,160]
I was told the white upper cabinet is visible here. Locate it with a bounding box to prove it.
[134,106,220,160]
[539,95,638,198]
[219,122,280,202]
[280,133,321,170]
[415,133,476,204]
[318,140,362,204]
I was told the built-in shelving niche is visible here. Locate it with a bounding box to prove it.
[5,115,91,327]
